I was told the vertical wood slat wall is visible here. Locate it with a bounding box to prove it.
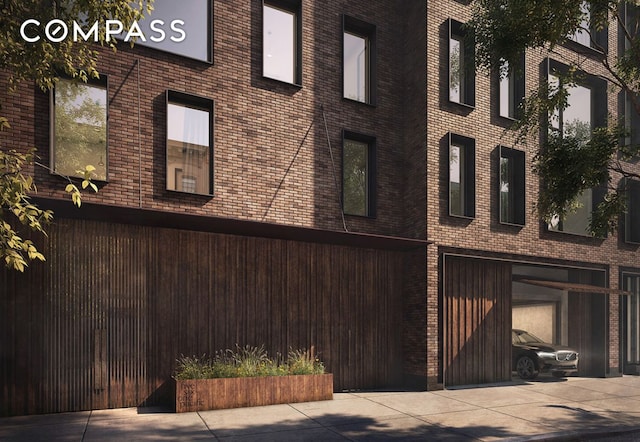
[444,255,512,386]
[0,218,405,416]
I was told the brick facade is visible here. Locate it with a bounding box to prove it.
[0,1,638,404]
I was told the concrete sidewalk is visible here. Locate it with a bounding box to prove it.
[2,376,640,441]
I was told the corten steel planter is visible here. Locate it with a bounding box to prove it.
[174,373,333,412]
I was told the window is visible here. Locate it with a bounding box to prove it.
[567,1,608,51]
[499,54,525,119]
[342,131,375,217]
[263,0,302,85]
[448,19,475,107]
[622,273,640,369]
[166,90,213,196]
[570,1,591,46]
[625,179,640,244]
[621,91,640,148]
[51,76,108,181]
[499,146,526,225]
[130,0,212,63]
[546,59,607,236]
[448,133,475,218]
[343,15,376,104]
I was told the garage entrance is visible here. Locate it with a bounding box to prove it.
[443,255,620,387]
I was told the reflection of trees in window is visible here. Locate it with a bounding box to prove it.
[449,36,463,102]
[449,144,464,216]
[343,139,368,216]
[500,156,510,222]
[53,79,107,180]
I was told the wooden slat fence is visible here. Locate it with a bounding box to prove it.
[0,218,406,416]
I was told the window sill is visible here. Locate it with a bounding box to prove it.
[345,213,376,220]
[262,75,303,89]
[546,227,603,239]
[449,213,475,220]
[499,220,525,228]
[448,100,475,110]
[561,39,606,59]
[342,97,377,108]
[166,188,214,198]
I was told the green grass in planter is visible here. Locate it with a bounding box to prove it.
[175,346,326,379]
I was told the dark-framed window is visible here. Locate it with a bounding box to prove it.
[448,18,475,107]
[263,0,302,86]
[545,59,607,236]
[499,146,526,225]
[129,0,212,63]
[50,76,108,181]
[621,91,640,149]
[166,90,214,196]
[567,1,608,52]
[342,130,376,217]
[343,15,376,105]
[619,4,640,152]
[626,179,640,244]
[622,272,640,367]
[499,53,525,120]
[448,133,475,218]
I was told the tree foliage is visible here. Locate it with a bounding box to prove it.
[468,0,640,237]
[0,0,153,271]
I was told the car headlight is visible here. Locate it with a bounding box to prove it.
[536,351,556,360]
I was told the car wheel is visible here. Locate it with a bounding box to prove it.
[516,356,539,380]
[552,371,566,378]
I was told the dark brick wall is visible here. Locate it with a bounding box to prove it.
[426,0,640,384]
[1,1,419,238]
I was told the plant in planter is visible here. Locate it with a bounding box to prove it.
[173,346,333,412]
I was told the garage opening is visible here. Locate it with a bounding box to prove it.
[443,255,625,387]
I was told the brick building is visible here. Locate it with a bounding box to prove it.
[0,0,638,416]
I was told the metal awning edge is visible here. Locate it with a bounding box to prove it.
[515,278,633,296]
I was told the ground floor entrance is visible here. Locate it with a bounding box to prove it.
[442,253,622,388]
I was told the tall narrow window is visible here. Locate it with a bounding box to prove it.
[343,131,375,217]
[263,0,302,85]
[51,77,108,181]
[499,54,525,119]
[546,60,607,236]
[567,1,608,51]
[448,19,475,107]
[499,146,526,225]
[343,16,376,104]
[448,133,475,218]
[570,1,591,46]
[166,91,213,196]
[623,273,640,371]
[548,79,593,235]
[626,179,640,244]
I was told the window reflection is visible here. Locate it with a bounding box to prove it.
[344,32,368,102]
[570,1,591,46]
[450,144,464,216]
[52,78,107,180]
[449,36,464,103]
[167,102,211,195]
[134,0,210,62]
[263,4,296,83]
[343,139,369,216]
[548,73,594,235]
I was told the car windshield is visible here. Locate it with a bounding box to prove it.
[514,331,543,344]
